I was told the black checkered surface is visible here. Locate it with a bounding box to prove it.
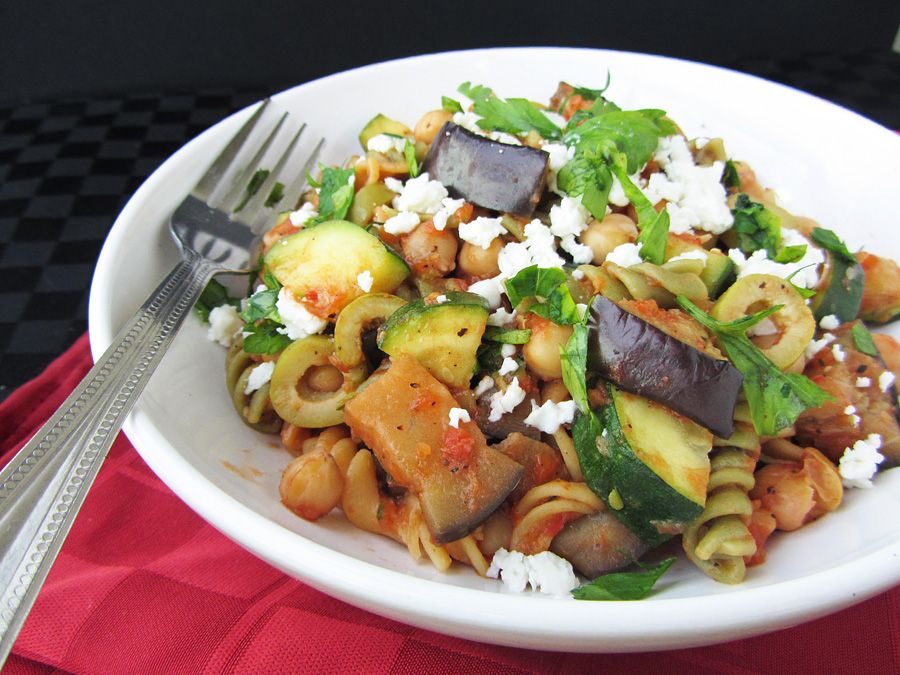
[1,50,898,400]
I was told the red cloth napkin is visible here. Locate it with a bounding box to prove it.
[1,334,898,675]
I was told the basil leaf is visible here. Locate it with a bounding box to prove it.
[677,296,831,435]
[403,139,419,178]
[441,96,463,114]
[572,557,675,601]
[556,154,612,221]
[310,166,355,225]
[851,323,879,357]
[504,266,580,324]
[811,227,857,264]
[722,159,741,189]
[458,82,562,140]
[731,193,782,258]
[482,326,532,344]
[609,161,668,265]
[234,168,270,212]
[774,244,807,264]
[195,279,240,322]
[560,323,589,413]
[242,320,291,355]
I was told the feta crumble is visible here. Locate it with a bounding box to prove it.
[805,333,836,360]
[366,133,407,154]
[207,305,243,347]
[356,270,374,293]
[458,216,506,249]
[447,407,471,429]
[819,314,840,330]
[275,288,328,340]
[288,201,318,227]
[839,433,885,489]
[383,177,404,192]
[727,229,825,289]
[244,361,275,395]
[667,250,708,266]
[542,142,575,195]
[487,377,526,422]
[608,170,643,207]
[524,399,577,434]
[879,371,895,392]
[560,235,594,264]
[473,375,495,397]
[432,197,466,231]
[501,343,517,358]
[605,242,644,268]
[434,294,448,304]
[383,210,421,235]
[467,277,504,309]
[572,269,585,280]
[486,548,578,597]
[747,317,779,338]
[832,344,846,363]
[856,377,872,388]
[549,196,590,239]
[844,405,857,415]
[487,307,516,327]
[499,356,519,376]
[391,172,448,214]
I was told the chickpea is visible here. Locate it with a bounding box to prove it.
[304,364,343,393]
[541,379,570,404]
[280,423,312,456]
[280,451,344,521]
[578,213,638,264]
[457,238,502,279]
[401,221,458,279]
[414,109,453,145]
[523,316,573,380]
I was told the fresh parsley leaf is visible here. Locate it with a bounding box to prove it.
[609,160,668,265]
[241,286,280,323]
[731,193,782,258]
[310,166,355,225]
[722,159,741,189]
[851,323,879,357]
[556,154,612,221]
[572,557,675,601]
[264,182,285,208]
[482,326,532,344]
[568,75,611,102]
[404,139,419,178]
[234,169,270,212]
[458,82,561,140]
[563,109,674,174]
[560,322,589,414]
[441,96,463,114]
[774,244,807,264]
[811,227,856,264]
[194,279,240,322]
[677,296,832,435]
[504,266,581,324]
[242,320,291,355]
[476,341,504,375]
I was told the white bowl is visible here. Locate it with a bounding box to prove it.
[88,47,900,653]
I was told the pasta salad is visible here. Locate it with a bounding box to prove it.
[200,80,900,598]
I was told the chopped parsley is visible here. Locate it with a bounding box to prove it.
[309,165,355,225]
[811,227,857,264]
[504,266,580,325]
[458,82,562,141]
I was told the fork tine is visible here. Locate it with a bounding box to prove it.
[276,137,326,215]
[192,99,270,201]
[216,111,289,212]
[238,124,306,227]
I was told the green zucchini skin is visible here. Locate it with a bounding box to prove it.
[813,253,865,323]
[358,113,411,150]
[572,385,710,546]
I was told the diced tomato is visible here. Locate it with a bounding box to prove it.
[442,426,475,469]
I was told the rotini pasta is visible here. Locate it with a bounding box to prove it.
[225,341,280,433]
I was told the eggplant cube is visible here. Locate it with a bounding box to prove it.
[422,123,548,217]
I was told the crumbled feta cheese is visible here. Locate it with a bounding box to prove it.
[432,197,466,231]
[839,434,885,489]
[572,269,585,280]
[844,405,857,415]
[207,305,243,347]
[275,288,328,340]
[501,343,517,358]
[486,548,578,597]
[832,344,846,362]
[805,333,836,360]
[452,111,485,135]
[523,219,565,268]
[667,250,708,266]
[383,177,404,192]
[643,135,733,235]
[880,371,895,392]
[356,270,374,293]
[489,131,521,146]
[542,142,576,195]
[608,170,643,208]
[473,375,495,397]
[487,307,516,327]
[499,356,519,376]
[727,229,824,289]
[542,111,567,130]
[244,361,275,395]
[549,196,590,239]
[366,133,406,154]
[856,377,872,388]
[383,210,421,235]
[819,314,840,330]
[497,242,534,279]
[288,201,318,227]
[560,235,594,264]
[524,399,577,434]
[747,317,779,337]
[447,407,471,429]
[487,377,526,422]
[605,242,644,268]
[458,216,506,249]
[391,172,448,214]
[434,294,448,304]
[467,277,504,309]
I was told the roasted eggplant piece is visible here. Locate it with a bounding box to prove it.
[422,122,548,217]
[343,354,523,543]
[795,322,900,467]
[550,511,651,578]
[587,295,742,438]
[494,432,567,502]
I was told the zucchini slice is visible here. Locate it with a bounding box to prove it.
[665,236,735,298]
[358,114,411,150]
[573,386,711,544]
[377,291,489,388]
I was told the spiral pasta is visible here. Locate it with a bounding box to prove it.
[510,480,604,555]
[225,341,280,433]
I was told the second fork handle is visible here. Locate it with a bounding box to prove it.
[0,251,218,665]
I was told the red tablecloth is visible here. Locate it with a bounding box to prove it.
[1,334,898,674]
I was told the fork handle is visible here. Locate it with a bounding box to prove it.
[0,251,218,663]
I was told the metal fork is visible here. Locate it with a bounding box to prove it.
[0,99,322,663]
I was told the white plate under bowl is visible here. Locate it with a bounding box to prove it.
[88,47,900,652]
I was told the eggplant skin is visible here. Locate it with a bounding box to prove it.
[550,511,651,579]
[587,296,742,438]
[422,123,548,217]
